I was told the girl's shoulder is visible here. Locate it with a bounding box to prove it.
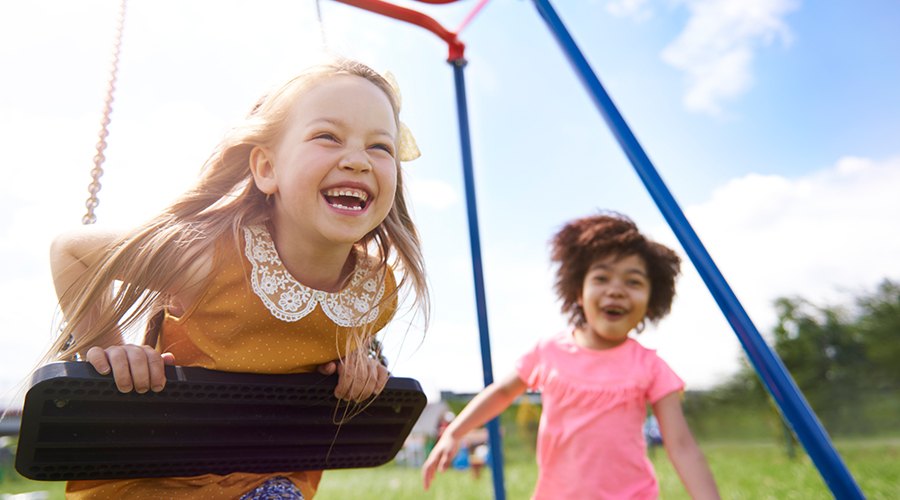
[534,329,640,354]
[530,328,573,351]
[538,334,668,371]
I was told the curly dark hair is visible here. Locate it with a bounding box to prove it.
[550,212,681,327]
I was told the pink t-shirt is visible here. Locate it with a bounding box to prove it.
[515,329,684,500]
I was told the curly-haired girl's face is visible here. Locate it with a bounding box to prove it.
[575,253,650,350]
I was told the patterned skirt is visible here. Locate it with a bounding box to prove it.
[239,477,304,500]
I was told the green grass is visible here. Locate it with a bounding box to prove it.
[0,472,65,498]
[2,439,897,499]
[316,439,899,499]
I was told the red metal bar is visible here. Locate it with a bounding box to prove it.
[332,0,465,60]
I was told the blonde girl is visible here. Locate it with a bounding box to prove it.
[45,58,428,499]
[422,213,718,499]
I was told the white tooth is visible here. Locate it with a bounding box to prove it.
[326,188,368,202]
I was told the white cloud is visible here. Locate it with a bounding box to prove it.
[605,0,654,21]
[661,0,799,115]
[407,179,460,211]
[645,156,900,388]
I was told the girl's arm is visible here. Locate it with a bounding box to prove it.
[50,226,213,313]
[50,226,211,393]
[50,226,123,318]
[653,391,721,500]
[421,371,527,490]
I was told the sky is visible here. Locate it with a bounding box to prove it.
[1,0,898,405]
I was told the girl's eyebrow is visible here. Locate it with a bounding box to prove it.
[588,262,648,277]
[308,118,395,139]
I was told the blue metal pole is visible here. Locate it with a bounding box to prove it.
[450,58,507,500]
[530,1,864,498]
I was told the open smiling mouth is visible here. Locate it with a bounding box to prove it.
[602,306,627,319]
[322,188,369,211]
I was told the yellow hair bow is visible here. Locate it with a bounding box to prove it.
[383,71,421,162]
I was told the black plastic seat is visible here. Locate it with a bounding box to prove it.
[15,362,426,481]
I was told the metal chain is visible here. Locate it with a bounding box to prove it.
[83,0,127,225]
[315,0,328,50]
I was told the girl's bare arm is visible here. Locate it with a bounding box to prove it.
[50,226,214,314]
[653,391,720,499]
[50,226,123,319]
[50,226,212,392]
[421,371,527,490]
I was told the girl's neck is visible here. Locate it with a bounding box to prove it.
[266,221,356,293]
[572,325,630,351]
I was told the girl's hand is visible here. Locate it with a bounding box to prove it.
[316,351,389,402]
[421,434,460,490]
[85,345,175,394]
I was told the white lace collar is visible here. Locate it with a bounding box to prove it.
[242,224,386,326]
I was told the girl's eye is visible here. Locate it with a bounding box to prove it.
[313,132,339,142]
[370,143,395,156]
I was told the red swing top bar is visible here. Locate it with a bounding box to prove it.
[332,0,468,61]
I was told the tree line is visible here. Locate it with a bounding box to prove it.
[684,279,899,439]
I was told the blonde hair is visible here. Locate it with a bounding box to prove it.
[45,58,429,370]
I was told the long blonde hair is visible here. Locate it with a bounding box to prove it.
[46,58,429,367]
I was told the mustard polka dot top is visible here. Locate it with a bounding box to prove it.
[160,224,398,373]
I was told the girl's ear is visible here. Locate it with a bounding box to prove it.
[249,146,277,195]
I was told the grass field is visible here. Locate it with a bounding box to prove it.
[2,439,897,499]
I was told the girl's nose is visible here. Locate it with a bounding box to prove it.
[606,281,626,297]
[338,151,372,172]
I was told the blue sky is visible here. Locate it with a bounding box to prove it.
[1,0,898,403]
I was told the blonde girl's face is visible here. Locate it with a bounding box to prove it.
[575,253,650,350]
[253,74,399,250]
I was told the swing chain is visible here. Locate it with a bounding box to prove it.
[83,0,127,225]
[315,0,328,50]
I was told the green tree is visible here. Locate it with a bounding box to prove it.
[771,296,868,432]
[685,279,899,440]
[856,280,900,389]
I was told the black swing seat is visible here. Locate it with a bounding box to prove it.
[14,362,426,481]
